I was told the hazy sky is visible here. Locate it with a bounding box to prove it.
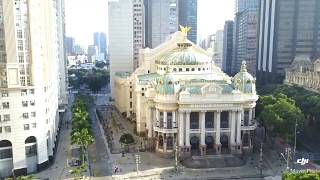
[65,0,234,47]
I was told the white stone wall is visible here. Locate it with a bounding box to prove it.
[0,0,60,177]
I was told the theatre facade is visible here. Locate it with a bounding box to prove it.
[113,29,258,157]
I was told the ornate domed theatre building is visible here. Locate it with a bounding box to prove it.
[113,27,258,158]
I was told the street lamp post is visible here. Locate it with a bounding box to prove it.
[258,126,264,177]
[11,169,16,180]
[175,144,178,172]
[293,118,298,164]
[281,147,291,171]
[135,154,141,173]
[258,142,263,176]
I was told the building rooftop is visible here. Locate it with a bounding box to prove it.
[115,72,132,78]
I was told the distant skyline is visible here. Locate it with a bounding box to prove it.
[65,0,234,47]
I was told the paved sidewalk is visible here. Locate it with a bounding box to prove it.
[88,106,112,179]
[97,106,144,154]
[35,95,92,180]
[34,95,86,180]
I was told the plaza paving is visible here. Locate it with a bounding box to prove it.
[33,95,318,180]
[181,155,245,168]
[96,104,275,180]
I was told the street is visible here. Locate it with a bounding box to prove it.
[88,104,113,179]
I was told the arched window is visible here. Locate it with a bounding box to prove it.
[0,140,13,159]
[25,136,37,157]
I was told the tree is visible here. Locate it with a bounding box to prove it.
[70,163,86,180]
[258,93,305,144]
[71,129,94,164]
[119,133,135,144]
[282,171,320,180]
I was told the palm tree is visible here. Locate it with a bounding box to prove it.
[71,110,90,133]
[70,164,86,180]
[71,129,94,164]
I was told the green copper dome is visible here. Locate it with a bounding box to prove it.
[155,74,175,95]
[233,61,256,94]
[156,43,210,66]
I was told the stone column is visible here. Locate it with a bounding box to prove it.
[147,106,152,138]
[200,111,206,155]
[173,111,176,128]
[215,110,221,154]
[164,111,167,129]
[185,111,191,155]
[253,108,255,119]
[236,110,242,144]
[163,135,167,152]
[230,110,236,152]
[249,108,253,125]
[178,111,184,147]
[241,109,244,126]
[156,109,160,127]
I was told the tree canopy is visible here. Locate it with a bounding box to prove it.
[68,68,109,92]
[119,133,135,144]
[70,96,94,164]
[282,171,320,180]
[258,93,305,143]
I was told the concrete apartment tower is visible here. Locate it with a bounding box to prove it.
[222,21,234,76]
[257,0,320,84]
[57,0,68,107]
[144,0,179,48]
[213,30,224,68]
[0,0,66,177]
[232,0,259,76]
[109,0,144,98]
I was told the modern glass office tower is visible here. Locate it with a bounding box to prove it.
[232,0,259,76]
[222,21,234,76]
[178,0,197,44]
[257,0,320,84]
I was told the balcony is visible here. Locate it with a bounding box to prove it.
[153,126,178,133]
[220,128,231,132]
[241,120,257,131]
[205,128,215,132]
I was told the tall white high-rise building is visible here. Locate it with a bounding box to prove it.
[0,0,65,177]
[109,0,145,98]
[213,30,224,68]
[56,0,68,107]
[145,0,179,48]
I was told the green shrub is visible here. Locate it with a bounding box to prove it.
[119,133,135,144]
